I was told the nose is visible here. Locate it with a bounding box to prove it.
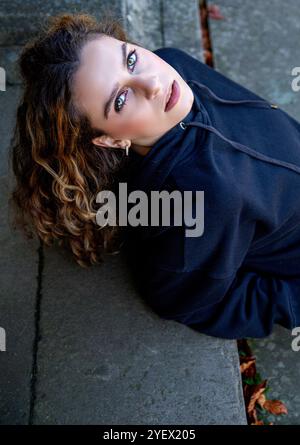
[129,73,162,100]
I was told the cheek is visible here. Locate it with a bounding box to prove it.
[116,111,157,137]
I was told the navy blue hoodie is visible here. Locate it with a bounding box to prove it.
[121,47,300,339]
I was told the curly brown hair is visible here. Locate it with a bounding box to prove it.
[8,12,139,268]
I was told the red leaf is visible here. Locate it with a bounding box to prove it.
[208,5,225,20]
[264,400,288,416]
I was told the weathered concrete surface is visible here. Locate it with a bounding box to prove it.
[0,85,39,425]
[0,0,247,425]
[248,328,300,425]
[124,0,163,51]
[161,0,203,60]
[32,247,245,425]
[0,0,124,45]
[208,0,300,120]
[0,0,125,85]
[209,0,300,425]
[125,0,203,60]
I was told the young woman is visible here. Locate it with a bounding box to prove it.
[10,12,300,340]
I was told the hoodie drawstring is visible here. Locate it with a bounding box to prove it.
[180,79,300,176]
[187,79,278,109]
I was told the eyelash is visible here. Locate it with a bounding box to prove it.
[114,49,139,114]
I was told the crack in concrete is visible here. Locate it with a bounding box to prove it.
[28,238,44,425]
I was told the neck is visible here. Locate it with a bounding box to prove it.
[130,143,152,157]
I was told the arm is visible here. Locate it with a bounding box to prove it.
[140,263,298,339]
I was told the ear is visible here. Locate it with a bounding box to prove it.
[92,135,117,149]
[92,135,131,150]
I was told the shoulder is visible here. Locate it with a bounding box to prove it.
[152,46,185,57]
[153,46,204,65]
[152,46,211,76]
[153,47,269,103]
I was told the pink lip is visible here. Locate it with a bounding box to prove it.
[164,82,173,108]
[164,80,180,112]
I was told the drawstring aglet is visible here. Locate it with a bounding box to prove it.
[270,104,278,109]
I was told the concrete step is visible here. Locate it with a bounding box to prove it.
[0,0,247,425]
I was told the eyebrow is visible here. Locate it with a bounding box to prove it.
[103,42,128,120]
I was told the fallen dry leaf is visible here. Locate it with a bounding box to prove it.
[264,400,288,416]
[207,4,225,20]
[257,393,266,409]
[238,339,289,425]
[240,359,256,373]
[248,381,267,415]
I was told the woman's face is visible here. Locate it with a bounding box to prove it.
[72,35,194,154]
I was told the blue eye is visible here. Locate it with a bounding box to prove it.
[115,49,139,114]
